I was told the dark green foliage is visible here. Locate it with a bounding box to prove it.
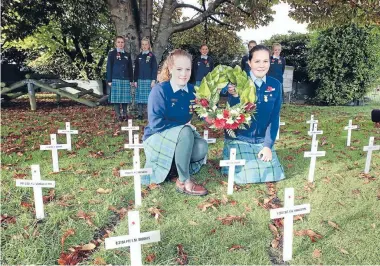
[263,32,310,83]
[307,24,380,105]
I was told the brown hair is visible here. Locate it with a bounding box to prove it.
[248,40,257,46]
[272,42,281,49]
[115,36,125,42]
[158,49,192,82]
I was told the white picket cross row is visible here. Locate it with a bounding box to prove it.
[219,148,246,195]
[121,135,151,206]
[40,134,69,172]
[276,118,286,140]
[121,119,140,144]
[306,115,318,136]
[308,123,323,149]
[57,122,78,151]
[203,130,216,164]
[105,211,161,266]
[270,188,311,261]
[344,119,358,147]
[15,165,55,219]
[363,137,380,174]
[304,139,326,183]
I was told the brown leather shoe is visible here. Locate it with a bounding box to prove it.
[176,179,208,196]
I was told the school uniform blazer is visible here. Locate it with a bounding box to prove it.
[227,76,282,149]
[106,49,133,83]
[133,52,158,82]
[267,56,286,84]
[191,56,214,83]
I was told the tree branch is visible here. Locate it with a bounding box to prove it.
[171,0,226,33]
[174,3,204,13]
[209,16,233,28]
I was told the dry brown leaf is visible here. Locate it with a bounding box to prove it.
[145,253,156,263]
[327,220,341,230]
[217,215,246,225]
[148,183,160,190]
[312,249,322,258]
[340,248,349,255]
[81,243,96,251]
[112,167,120,177]
[294,215,303,221]
[147,207,165,220]
[228,245,244,251]
[93,257,107,265]
[269,224,278,236]
[96,188,112,194]
[176,244,188,265]
[271,238,279,248]
[60,228,75,250]
[294,229,323,242]
[77,210,96,227]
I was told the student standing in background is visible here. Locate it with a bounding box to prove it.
[267,43,286,102]
[191,44,214,86]
[134,38,158,120]
[241,40,257,74]
[106,36,133,122]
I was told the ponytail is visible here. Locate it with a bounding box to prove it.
[158,49,192,82]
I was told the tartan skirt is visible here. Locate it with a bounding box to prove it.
[142,125,204,185]
[135,79,151,104]
[221,139,285,184]
[110,79,132,103]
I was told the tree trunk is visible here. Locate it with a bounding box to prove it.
[107,0,140,58]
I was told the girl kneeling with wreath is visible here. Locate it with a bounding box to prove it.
[223,45,285,183]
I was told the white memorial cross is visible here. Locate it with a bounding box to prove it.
[306,115,318,136]
[203,130,216,164]
[276,118,286,140]
[219,148,246,195]
[304,139,326,183]
[40,134,69,172]
[308,123,323,149]
[121,119,140,144]
[344,119,358,146]
[121,135,152,206]
[270,188,311,261]
[15,165,55,219]
[57,122,78,151]
[105,211,160,266]
[363,136,380,174]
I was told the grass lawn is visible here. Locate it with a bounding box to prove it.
[1,98,379,265]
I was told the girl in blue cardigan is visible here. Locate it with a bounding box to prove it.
[223,45,285,183]
[133,38,158,119]
[142,49,208,196]
[106,36,133,122]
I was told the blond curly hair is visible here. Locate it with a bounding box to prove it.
[158,49,192,82]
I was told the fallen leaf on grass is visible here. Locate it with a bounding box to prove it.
[198,198,221,212]
[217,215,246,225]
[60,228,75,250]
[228,245,244,251]
[96,188,112,194]
[1,214,16,225]
[58,244,97,265]
[93,257,107,265]
[20,201,33,208]
[145,253,156,263]
[43,189,55,203]
[147,207,165,221]
[269,224,279,236]
[339,248,349,255]
[294,229,322,242]
[359,173,376,183]
[176,244,188,265]
[371,224,376,229]
[112,167,120,177]
[13,173,27,179]
[294,215,303,221]
[271,238,280,248]
[189,221,198,226]
[312,249,322,258]
[352,189,361,195]
[327,220,341,231]
[81,243,96,251]
[76,210,96,227]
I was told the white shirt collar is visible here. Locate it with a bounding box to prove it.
[201,55,208,59]
[249,71,266,84]
[116,48,124,53]
[273,55,280,59]
[170,80,188,93]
